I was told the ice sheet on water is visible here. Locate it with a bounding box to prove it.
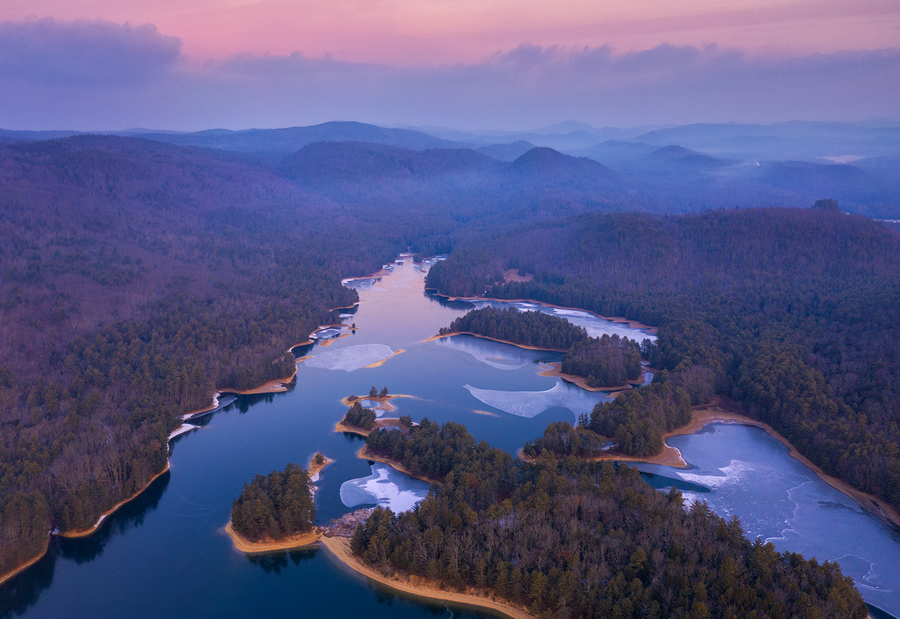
[314,327,343,339]
[463,380,605,419]
[545,307,656,341]
[304,344,395,372]
[438,336,530,370]
[476,299,656,341]
[676,459,759,489]
[339,464,430,513]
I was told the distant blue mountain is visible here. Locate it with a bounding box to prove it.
[129,121,462,154]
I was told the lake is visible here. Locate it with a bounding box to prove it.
[1,255,896,619]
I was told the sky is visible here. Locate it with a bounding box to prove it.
[0,0,898,130]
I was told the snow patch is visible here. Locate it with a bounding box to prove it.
[340,464,430,513]
[305,344,396,372]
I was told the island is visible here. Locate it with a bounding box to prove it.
[227,463,317,551]
[334,391,417,437]
[309,453,333,479]
[435,307,648,389]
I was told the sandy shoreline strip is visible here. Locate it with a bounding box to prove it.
[320,332,352,347]
[59,461,172,539]
[224,521,321,553]
[538,362,639,393]
[309,454,334,479]
[224,366,298,395]
[523,395,900,532]
[182,391,222,420]
[335,418,411,438]
[225,525,537,619]
[423,331,568,352]
[320,537,537,619]
[349,444,441,487]
[0,538,50,587]
[365,349,407,368]
[339,393,414,411]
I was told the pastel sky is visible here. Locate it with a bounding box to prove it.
[0,0,898,130]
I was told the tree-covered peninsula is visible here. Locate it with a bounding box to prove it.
[439,306,586,350]
[231,463,316,542]
[561,334,643,388]
[439,307,646,388]
[427,208,900,514]
[523,375,692,459]
[352,420,867,619]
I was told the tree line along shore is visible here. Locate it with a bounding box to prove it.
[229,396,868,619]
[4,139,899,616]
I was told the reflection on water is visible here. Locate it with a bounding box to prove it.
[5,256,898,619]
[463,381,607,420]
[247,549,318,574]
[57,472,172,566]
[0,472,171,619]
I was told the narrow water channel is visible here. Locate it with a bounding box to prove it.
[1,256,896,619]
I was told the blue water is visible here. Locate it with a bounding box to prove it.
[2,256,897,618]
[635,424,900,617]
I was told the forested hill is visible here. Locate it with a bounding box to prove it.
[426,208,900,513]
[2,128,897,583]
[0,135,413,576]
[353,420,867,619]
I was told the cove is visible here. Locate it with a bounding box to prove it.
[1,256,897,619]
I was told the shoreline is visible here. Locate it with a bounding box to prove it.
[319,537,537,619]
[685,399,900,533]
[423,331,568,352]
[0,538,50,588]
[340,393,414,413]
[319,332,352,347]
[58,461,173,539]
[309,454,334,479]
[220,363,299,395]
[1,460,174,586]
[365,349,406,368]
[182,391,222,420]
[335,418,411,438]
[538,361,639,393]
[521,395,900,533]
[224,521,321,553]
[425,290,658,335]
[356,444,441,487]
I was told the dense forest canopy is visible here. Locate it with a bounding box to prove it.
[231,463,315,541]
[561,334,643,388]
[2,123,896,608]
[0,136,408,575]
[353,419,867,619]
[439,306,587,350]
[440,307,645,388]
[426,208,900,513]
[342,402,377,431]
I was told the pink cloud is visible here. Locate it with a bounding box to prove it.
[1,0,898,65]
[0,20,897,130]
